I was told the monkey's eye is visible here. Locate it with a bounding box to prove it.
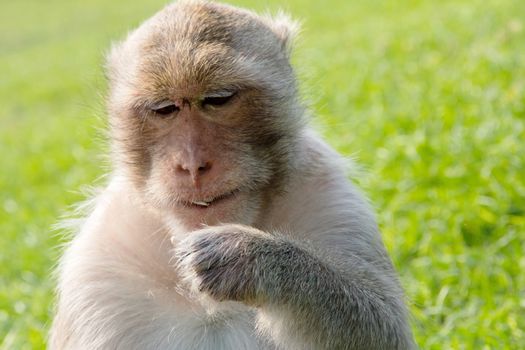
[151,102,179,116]
[201,91,236,108]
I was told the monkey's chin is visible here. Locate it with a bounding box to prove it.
[166,190,258,232]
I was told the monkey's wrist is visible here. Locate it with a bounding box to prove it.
[249,239,319,305]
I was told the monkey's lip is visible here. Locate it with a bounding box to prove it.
[184,189,240,209]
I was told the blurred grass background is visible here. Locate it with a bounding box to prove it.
[1,0,524,348]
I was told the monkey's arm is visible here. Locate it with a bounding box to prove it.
[176,223,414,350]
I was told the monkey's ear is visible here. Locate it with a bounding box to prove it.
[263,11,301,56]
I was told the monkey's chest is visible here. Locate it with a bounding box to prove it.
[172,302,271,350]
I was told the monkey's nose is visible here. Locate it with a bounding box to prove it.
[176,161,213,187]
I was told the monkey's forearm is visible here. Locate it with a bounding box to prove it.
[252,238,413,350]
[176,225,413,349]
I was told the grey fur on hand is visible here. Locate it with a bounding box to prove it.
[174,224,273,305]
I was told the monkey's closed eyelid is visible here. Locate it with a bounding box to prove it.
[201,91,237,107]
[151,101,180,116]
[205,90,237,98]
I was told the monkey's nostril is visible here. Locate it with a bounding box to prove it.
[176,164,189,173]
[176,161,212,178]
[198,162,212,174]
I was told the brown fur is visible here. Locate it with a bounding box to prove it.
[106,1,303,220]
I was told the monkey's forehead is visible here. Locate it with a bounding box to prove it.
[106,1,295,99]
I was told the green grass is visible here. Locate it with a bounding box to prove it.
[1,0,524,348]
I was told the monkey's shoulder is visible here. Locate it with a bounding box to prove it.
[265,130,379,239]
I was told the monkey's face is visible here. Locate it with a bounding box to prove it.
[134,86,283,229]
[107,2,302,229]
[116,85,296,229]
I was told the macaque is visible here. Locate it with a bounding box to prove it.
[50,1,415,349]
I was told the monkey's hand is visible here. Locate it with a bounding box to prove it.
[174,224,274,304]
[174,224,413,349]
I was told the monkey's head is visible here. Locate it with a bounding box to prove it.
[106,1,304,229]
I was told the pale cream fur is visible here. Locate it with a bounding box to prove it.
[50,1,413,349]
[51,132,401,349]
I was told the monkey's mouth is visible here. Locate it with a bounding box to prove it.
[185,189,240,209]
